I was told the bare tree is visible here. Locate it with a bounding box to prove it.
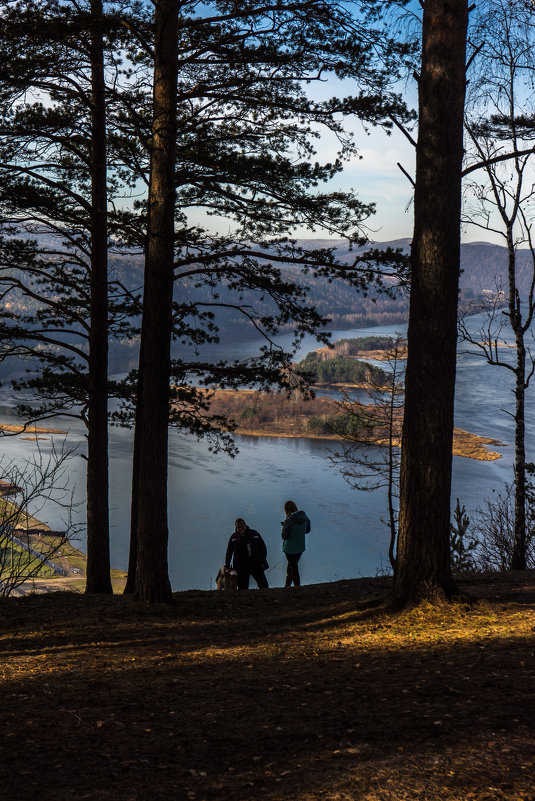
[330,335,406,571]
[460,0,535,569]
[471,482,535,571]
[0,443,81,598]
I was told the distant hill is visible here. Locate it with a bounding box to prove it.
[9,231,522,293]
[296,237,532,293]
[0,236,523,380]
[459,241,532,292]
[9,230,526,291]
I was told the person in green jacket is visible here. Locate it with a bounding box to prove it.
[281,500,311,587]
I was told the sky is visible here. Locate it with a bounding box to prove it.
[183,1,424,246]
[185,108,421,247]
[187,89,511,248]
[316,120,417,245]
[241,87,507,248]
[173,1,530,248]
[296,82,516,249]
[289,2,419,246]
[268,0,533,249]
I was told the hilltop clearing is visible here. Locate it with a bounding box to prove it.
[1,571,534,801]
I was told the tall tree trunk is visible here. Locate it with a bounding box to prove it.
[512,335,527,569]
[85,0,112,594]
[387,346,400,572]
[124,336,143,594]
[132,0,177,602]
[507,227,527,569]
[392,0,468,607]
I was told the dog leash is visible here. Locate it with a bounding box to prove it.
[265,558,283,574]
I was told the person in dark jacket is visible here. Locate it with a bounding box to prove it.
[281,500,311,587]
[225,518,269,590]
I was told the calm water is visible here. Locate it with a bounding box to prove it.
[0,315,526,590]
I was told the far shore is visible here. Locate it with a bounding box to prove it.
[313,380,392,390]
[3,504,125,596]
[205,388,503,461]
[314,344,408,362]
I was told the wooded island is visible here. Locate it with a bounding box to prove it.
[204,337,503,461]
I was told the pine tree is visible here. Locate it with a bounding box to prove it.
[0,0,137,593]
[392,0,469,607]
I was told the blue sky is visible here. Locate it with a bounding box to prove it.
[313,118,417,244]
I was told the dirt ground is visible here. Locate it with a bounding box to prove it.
[1,571,535,801]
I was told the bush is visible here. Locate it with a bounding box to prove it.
[306,415,334,434]
[239,406,258,420]
[330,412,366,438]
[471,485,535,571]
[450,498,478,572]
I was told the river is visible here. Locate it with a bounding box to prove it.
[0,314,527,590]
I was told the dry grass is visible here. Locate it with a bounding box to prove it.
[1,571,534,801]
[0,423,66,435]
[451,429,504,461]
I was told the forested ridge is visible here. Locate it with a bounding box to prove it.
[0,239,513,382]
[304,238,535,294]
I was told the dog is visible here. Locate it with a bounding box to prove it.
[216,566,238,590]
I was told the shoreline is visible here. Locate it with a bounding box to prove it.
[9,534,127,595]
[231,425,503,460]
[206,388,504,461]
[5,514,126,596]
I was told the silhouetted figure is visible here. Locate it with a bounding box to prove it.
[281,500,311,587]
[225,518,269,590]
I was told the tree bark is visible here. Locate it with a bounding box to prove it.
[124,336,143,594]
[508,229,528,569]
[85,0,112,594]
[131,0,177,602]
[392,0,468,607]
[386,345,401,572]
